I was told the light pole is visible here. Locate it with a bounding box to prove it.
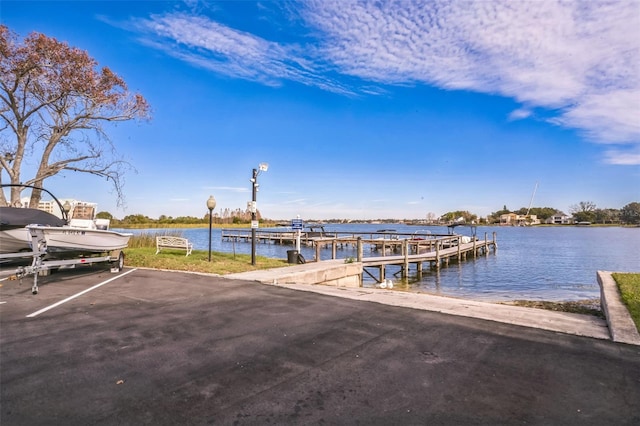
[62,200,72,224]
[206,195,216,262]
[250,163,269,265]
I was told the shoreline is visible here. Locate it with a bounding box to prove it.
[498,298,604,318]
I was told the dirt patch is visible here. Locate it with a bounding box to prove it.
[499,299,604,318]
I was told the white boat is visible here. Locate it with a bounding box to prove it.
[26,224,131,256]
[1,184,131,258]
[25,202,131,257]
[0,206,67,254]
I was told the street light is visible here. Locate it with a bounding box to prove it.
[62,200,72,224]
[250,162,269,265]
[206,195,216,262]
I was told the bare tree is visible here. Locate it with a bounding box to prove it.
[0,25,150,207]
[569,201,597,214]
[570,201,597,223]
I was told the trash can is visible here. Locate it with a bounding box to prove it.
[287,250,299,264]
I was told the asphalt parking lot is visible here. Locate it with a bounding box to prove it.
[1,266,639,425]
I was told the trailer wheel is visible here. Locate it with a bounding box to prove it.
[111,251,125,273]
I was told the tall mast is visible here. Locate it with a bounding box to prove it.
[526,182,539,217]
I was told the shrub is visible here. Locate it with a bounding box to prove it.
[127,231,183,248]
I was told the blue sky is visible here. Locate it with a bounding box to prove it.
[2,0,639,220]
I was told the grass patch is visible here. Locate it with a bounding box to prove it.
[123,231,288,274]
[612,272,640,332]
[123,247,288,275]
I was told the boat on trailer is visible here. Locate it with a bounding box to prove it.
[7,227,126,294]
[26,224,131,257]
[1,184,131,258]
[28,200,131,258]
[0,184,130,293]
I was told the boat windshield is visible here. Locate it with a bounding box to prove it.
[71,203,96,220]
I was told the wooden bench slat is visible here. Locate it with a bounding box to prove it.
[156,236,193,256]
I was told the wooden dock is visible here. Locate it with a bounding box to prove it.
[221,228,457,248]
[221,228,497,284]
[313,233,497,283]
[221,229,300,244]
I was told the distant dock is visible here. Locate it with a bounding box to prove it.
[221,229,300,245]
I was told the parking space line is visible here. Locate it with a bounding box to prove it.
[26,268,137,318]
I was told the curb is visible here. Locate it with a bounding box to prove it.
[597,270,640,345]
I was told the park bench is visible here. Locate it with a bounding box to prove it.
[155,236,193,256]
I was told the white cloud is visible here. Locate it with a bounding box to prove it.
[129,1,640,163]
[282,198,308,205]
[133,13,355,95]
[301,0,640,148]
[553,89,640,143]
[604,147,640,165]
[508,108,532,121]
[208,186,248,192]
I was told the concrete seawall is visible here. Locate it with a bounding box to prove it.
[598,270,640,345]
[226,259,363,287]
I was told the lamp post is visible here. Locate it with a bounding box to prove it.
[206,195,216,262]
[62,200,72,224]
[250,163,269,265]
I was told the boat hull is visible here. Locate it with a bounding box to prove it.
[0,228,32,254]
[27,225,132,256]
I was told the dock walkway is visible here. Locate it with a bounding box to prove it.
[360,239,495,282]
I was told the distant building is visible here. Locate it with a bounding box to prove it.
[545,212,574,225]
[520,214,540,225]
[500,213,518,225]
[499,213,540,226]
[13,198,95,221]
[37,199,57,214]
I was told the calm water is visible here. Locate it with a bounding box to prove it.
[123,224,640,302]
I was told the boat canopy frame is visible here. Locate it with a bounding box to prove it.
[447,223,477,237]
[1,184,70,223]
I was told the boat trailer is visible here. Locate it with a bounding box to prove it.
[0,228,125,295]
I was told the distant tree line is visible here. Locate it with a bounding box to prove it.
[567,201,640,224]
[96,207,266,227]
[97,201,640,227]
[484,201,640,225]
[427,201,639,225]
